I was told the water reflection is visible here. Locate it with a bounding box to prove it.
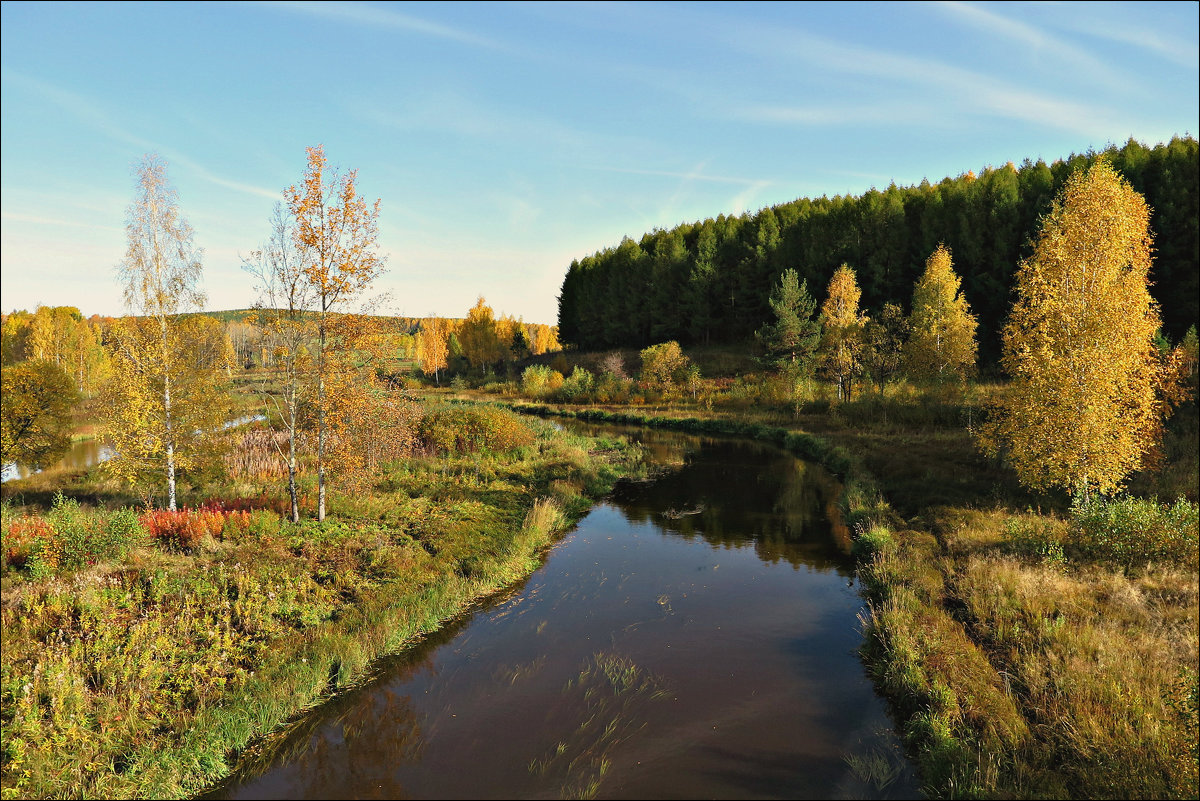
[210,423,917,800]
[1,439,114,483]
[604,429,849,569]
[2,415,266,483]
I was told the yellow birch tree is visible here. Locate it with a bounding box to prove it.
[104,314,234,502]
[458,297,504,370]
[284,145,386,521]
[819,264,866,401]
[417,317,450,384]
[978,159,1163,495]
[904,244,978,387]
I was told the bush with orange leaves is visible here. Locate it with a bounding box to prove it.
[138,505,251,552]
[3,517,58,572]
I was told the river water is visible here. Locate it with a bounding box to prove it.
[209,424,918,799]
[1,415,265,483]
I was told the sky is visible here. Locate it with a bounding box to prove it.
[1,1,1197,325]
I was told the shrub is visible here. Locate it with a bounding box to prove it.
[3,496,147,576]
[1002,516,1067,568]
[139,507,234,552]
[3,516,57,573]
[556,367,595,402]
[418,406,536,455]
[522,365,564,398]
[599,351,628,380]
[1070,494,1199,569]
[639,341,689,387]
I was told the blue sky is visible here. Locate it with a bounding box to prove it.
[2,1,1197,325]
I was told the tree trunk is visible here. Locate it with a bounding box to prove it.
[162,317,177,512]
[317,315,327,522]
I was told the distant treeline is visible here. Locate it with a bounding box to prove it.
[557,136,1198,364]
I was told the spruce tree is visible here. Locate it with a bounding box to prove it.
[756,268,821,377]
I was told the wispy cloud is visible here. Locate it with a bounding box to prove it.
[355,89,654,165]
[1,70,280,200]
[1045,11,1199,69]
[713,17,1127,139]
[737,102,929,128]
[260,1,506,50]
[933,1,1138,93]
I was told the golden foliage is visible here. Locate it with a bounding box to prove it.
[417,317,452,381]
[103,315,235,492]
[904,244,978,386]
[458,297,505,369]
[819,264,866,401]
[978,159,1163,495]
[282,145,387,519]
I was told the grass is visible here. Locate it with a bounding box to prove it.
[0,405,644,800]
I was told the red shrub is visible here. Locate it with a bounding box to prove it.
[139,507,240,551]
[4,517,57,569]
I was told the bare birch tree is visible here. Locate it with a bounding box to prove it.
[111,154,208,511]
[245,203,318,522]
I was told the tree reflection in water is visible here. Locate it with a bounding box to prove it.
[608,432,850,570]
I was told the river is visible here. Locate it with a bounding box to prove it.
[207,423,918,799]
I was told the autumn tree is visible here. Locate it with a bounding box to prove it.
[755,268,821,378]
[245,202,318,522]
[1,310,34,364]
[904,244,978,387]
[107,155,228,510]
[640,341,690,390]
[458,297,505,371]
[416,317,450,385]
[818,265,866,401]
[530,323,559,355]
[978,159,1164,496]
[284,145,386,521]
[0,360,80,468]
[8,306,109,395]
[105,314,234,499]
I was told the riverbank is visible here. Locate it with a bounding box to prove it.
[0,410,645,800]
[493,395,1198,799]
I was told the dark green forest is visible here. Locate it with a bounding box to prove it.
[557,136,1198,365]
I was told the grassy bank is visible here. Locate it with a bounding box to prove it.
[0,407,644,800]
[495,393,1198,800]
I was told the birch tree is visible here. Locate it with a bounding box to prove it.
[284,145,386,521]
[108,154,225,510]
[904,244,978,387]
[417,317,450,385]
[978,159,1163,495]
[245,203,317,522]
[819,265,866,401]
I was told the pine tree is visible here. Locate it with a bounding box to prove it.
[756,268,821,377]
